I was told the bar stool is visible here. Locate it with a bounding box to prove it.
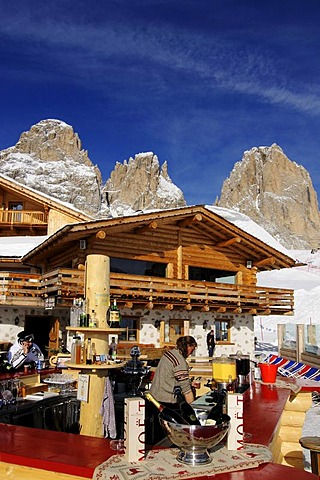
[299,436,320,476]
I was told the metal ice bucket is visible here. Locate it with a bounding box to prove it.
[159,414,230,466]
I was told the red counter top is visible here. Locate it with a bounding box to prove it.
[0,382,318,479]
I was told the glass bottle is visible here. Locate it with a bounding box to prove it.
[144,392,190,425]
[206,389,227,424]
[86,338,92,365]
[107,299,121,327]
[173,385,200,425]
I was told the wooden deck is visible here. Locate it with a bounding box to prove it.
[0,268,294,313]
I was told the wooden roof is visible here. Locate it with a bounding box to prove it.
[0,174,91,222]
[23,205,296,271]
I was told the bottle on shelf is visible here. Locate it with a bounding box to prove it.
[71,336,82,364]
[71,335,77,363]
[107,299,121,327]
[86,337,93,365]
[206,389,227,424]
[144,392,190,425]
[89,310,98,328]
[173,385,200,425]
[91,342,97,363]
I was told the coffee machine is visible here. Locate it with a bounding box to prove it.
[230,352,251,392]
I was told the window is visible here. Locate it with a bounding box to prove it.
[215,321,230,342]
[118,316,140,342]
[9,202,23,222]
[189,266,236,284]
[164,319,185,344]
[110,257,167,277]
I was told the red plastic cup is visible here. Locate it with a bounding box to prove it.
[258,363,278,384]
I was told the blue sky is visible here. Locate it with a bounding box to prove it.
[0,0,320,205]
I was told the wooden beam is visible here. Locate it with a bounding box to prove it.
[217,307,226,313]
[134,221,158,234]
[215,236,241,247]
[177,213,203,228]
[96,230,106,239]
[255,257,276,268]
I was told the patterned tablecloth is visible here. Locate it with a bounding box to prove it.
[93,444,273,480]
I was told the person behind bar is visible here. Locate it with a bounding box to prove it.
[8,331,44,369]
[147,336,197,445]
[150,335,197,405]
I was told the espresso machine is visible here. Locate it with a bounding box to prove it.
[230,352,251,392]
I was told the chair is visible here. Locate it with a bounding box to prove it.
[299,436,320,475]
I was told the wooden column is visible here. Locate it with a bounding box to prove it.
[85,254,110,328]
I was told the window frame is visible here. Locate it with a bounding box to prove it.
[118,315,141,343]
[215,320,232,343]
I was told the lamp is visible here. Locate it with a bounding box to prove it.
[154,319,160,329]
[203,320,208,330]
[246,260,253,269]
[14,316,19,325]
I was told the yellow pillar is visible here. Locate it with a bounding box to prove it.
[85,254,110,328]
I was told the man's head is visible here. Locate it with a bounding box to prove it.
[17,331,34,344]
[176,336,197,358]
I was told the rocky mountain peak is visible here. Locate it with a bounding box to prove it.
[0,119,102,216]
[0,120,186,219]
[218,144,320,249]
[102,152,186,217]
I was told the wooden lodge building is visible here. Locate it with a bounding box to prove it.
[0,172,296,360]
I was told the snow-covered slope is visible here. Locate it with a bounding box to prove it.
[256,249,320,344]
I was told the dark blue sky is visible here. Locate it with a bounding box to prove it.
[1,0,320,205]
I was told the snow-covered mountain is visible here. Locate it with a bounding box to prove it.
[219,144,320,250]
[0,119,186,218]
[0,119,103,216]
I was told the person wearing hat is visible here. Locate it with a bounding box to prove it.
[8,331,44,369]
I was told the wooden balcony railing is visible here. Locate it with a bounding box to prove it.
[0,210,47,226]
[109,273,294,315]
[0,272,42,306]
[0,269,294,315]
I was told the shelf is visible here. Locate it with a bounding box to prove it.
[65,361,125,370]
[66,327,126,333]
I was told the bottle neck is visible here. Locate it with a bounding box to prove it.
[145,392,162,411]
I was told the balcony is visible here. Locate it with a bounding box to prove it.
[0,269,294,315]
[0,272,42,306]
[0,210,47,229]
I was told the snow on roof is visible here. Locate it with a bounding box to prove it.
[0,204,295,260]
[0,236,48,257]
[205,205,295,259]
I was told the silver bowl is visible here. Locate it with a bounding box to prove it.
[159,414,230,465]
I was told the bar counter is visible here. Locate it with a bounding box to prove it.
[0,382,318,480]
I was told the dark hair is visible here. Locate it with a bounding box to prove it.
[176,336,197,358]
[18,331,34,343]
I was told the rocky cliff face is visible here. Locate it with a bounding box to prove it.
[0,119,102,216]
[218,144,320,249]
[0,120,186,218]
[101,152,186,217]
